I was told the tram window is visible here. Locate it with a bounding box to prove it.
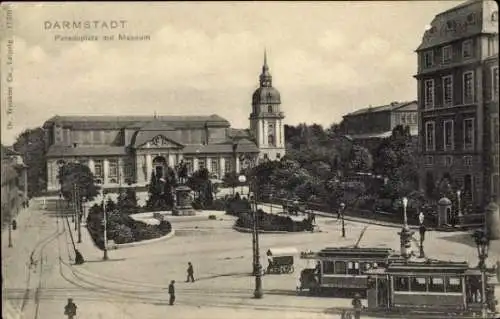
[395,276,410,291]
[410,277,427,292]
[446,277,462,293]
[323,261,335,274]
[429,277,445,292]
[347,262,360,275]
[334,261,347,274]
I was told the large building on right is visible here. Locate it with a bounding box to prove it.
[415,0,499,207]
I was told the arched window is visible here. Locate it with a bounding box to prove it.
[268,105,273,113]
[268,135,275,146]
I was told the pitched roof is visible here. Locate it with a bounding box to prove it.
[183,139,259,154]
[46,145,128,157]
[43,114,231,130]
[1,145,20,159]
[344,101,417,117]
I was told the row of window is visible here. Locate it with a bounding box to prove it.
[322,261,381,275]
[423,67,499,109]
[394,276,462,293]
[423,40,473,69]
[425,116,500,152]
[399,113,417,125]
[183,157,233,176]
[424,118,475,152]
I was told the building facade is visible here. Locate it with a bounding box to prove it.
[43,53,285,191]
[1,146,28,228]
[415,0,499,206]
[341,101,418,152]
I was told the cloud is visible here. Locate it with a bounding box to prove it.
[1,1,459,144]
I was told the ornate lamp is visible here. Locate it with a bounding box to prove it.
[473,229,490,269]
[238,175,247,196]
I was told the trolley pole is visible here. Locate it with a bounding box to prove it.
[102,192,109,261]
[253,197,263,299]
[77,188,82,244]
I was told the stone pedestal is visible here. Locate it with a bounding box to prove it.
[172,185,195,216]
[486,202,500,240]
[398,226,414,259]
[438,197,452,227]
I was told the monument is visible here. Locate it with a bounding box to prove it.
[172,160,195,216]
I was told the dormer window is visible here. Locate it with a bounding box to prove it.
[492,11,498,22]
[268,105,273,113]
[462,40,473,59]
[466,13,476,24]
[442,45,452,64]
[423,51,433,68]
[446,20,456,31]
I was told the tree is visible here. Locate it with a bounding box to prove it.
[13,128,47,197]
[146,171,161,210]
[373,125,418,200]
[58,162,100,203]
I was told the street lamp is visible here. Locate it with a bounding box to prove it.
[457,190,462,224]
[250,195,263,299]
[398,197,414,260]
[472,229,490,318]
[232,143,238,196]
[339,202,346,238]
[102,191,109,261]
[238,174,246,196]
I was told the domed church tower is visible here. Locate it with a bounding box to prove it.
[249,50,285,161]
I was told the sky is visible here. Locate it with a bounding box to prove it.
[1,1,461,145]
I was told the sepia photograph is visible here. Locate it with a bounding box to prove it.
[1,1,499,318]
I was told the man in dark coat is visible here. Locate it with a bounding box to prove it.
[352,293,362,319]
[168,280,175,305]
[64,298,77,319]
[186,262,195,282]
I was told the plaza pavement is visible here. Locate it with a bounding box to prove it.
[3,196,500,319]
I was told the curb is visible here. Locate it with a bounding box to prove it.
[232,225,301,234]
[114,229,176,249]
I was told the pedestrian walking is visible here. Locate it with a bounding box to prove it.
[352,293,362,319]
[186,262,195,282]
[168,280,175,305]
[64,298,77,319]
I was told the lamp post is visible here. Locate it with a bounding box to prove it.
[340,202,346,238]
[398,197,414,260]
[473,229,490,319]
[457,190,462,224]
[7,205,13,248]
[232,143,238,196]
[238,174,246,196]
[102,191,109,261]
[251,195,263,299]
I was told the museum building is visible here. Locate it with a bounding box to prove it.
[43,53,286,191]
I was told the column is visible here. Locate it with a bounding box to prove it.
[262,120,266,145]
[206,156,212,173]
[236,156,240,173]
[263,119,268,146]
[178,153,184,163]
[88,158,95,175]
[219,157,225,179]
[193,157,199,172]
[136,155,143,184]
[146,154,153,177]
[103,158,109,185]
[279,120,283,147]
[168,153,175,167]
[118,157,124,185]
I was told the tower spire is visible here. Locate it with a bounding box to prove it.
[263,48,268,71]
[260,48,272,87]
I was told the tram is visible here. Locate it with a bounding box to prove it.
[365,258,498,317]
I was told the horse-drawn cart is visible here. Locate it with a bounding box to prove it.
[266,247,298,274]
